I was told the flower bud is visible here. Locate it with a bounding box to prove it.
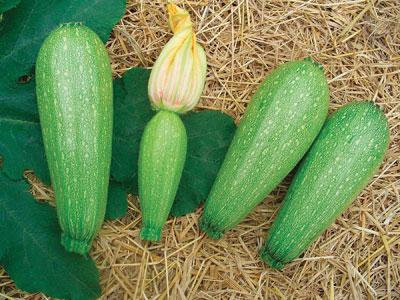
[148,3,207,113]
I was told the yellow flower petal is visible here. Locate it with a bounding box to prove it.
[148,3,207,113]
[167,3,193,33]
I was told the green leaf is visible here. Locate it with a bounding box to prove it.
[111,67,237,216]
[171,111,236,216]
[105,180,128,220]
[0,0,21,13]
[0,90,50,183]
[0,171,101,300]
[0,0,126,182]
[0,0,126,93]
[111,68,155,194]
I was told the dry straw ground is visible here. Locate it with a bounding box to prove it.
[2,0,400,299]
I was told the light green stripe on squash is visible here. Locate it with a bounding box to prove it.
[199,59,330,239]
[138,110,187,241]
[35,24,113,255]
[260,101,389,269]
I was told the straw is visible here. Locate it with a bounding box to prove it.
[2,0,399,299]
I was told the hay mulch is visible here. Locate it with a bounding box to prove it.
[1,0,400,299]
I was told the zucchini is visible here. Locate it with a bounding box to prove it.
[260,101,389,269]
[199,59,329,239]
[137,3,206,241]
[138,110,187,241]
[35,24,113,255]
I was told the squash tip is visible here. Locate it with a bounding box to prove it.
[61,233,91,256]
[259,245,286,269]
[198,217,225,239]
[139,227,162,242]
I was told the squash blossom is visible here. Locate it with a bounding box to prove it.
[138,3,207,242]
[148,3,207,113]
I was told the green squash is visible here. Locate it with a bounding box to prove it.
[199,59,329,239]
[35,24,113,255]
[138,110,187,241]
[260,101,389,269]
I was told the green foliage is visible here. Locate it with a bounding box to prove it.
[105,181,128,220]
[0,171,101,300]
[111,68,155,193]
[172,111,236,216]
[0,0,126,94]
[0,0,21,13]
[0,112,50,183]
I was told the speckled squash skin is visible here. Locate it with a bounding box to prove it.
[138,110,187,241]
[260,101,389,269]
[199,59,330,239]
[35,24,113,255]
